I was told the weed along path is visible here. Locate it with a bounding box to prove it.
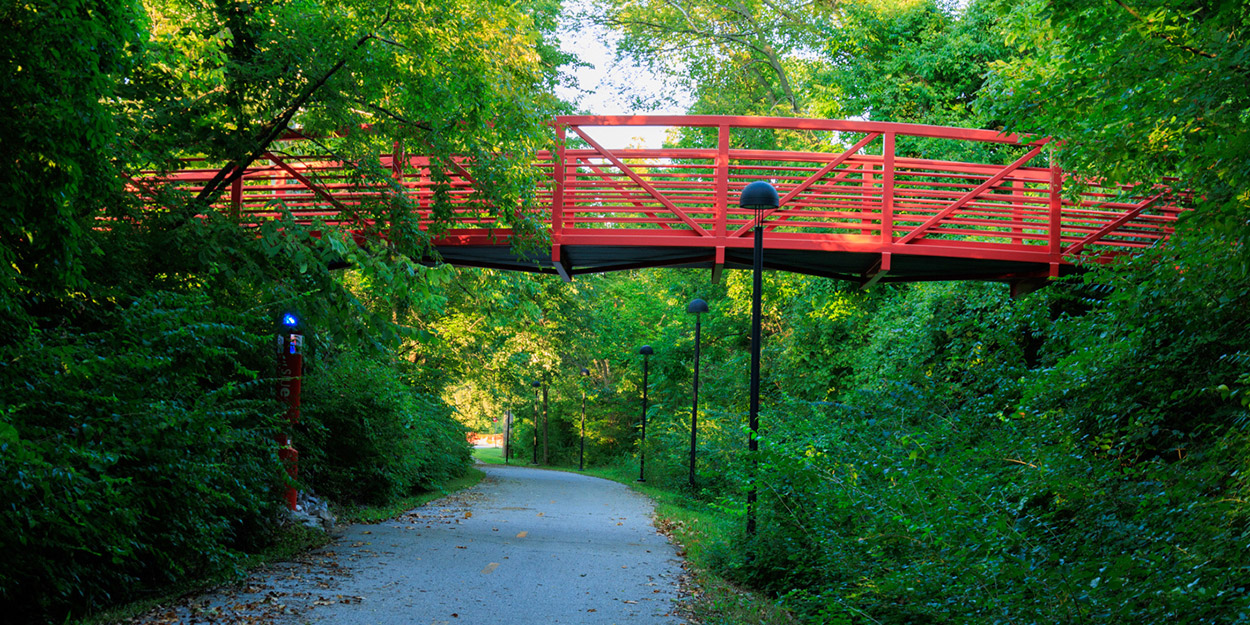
[138,464,685,624]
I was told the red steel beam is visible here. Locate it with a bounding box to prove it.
[559,115,1042,145]
[1063,192,1166,257]
[129,116,1184,281]
[567,125,711,236]
[896,142,1049,245]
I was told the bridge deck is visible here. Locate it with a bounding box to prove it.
[132,115,1187,285]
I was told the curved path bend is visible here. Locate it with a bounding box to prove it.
[140,464,685,624]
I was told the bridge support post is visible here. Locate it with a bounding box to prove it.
[1009,278,1049,300]
[553,244,573,282]
[712,246,725,284]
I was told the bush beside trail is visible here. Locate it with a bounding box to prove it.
[596,242,1250,623]
[0,292,284,623]
[300,350,472,506]
[0,291,472,624]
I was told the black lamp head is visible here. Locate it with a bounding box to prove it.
[740,180,779,210]
[531,380,541,388]
[740,180,779,227]
[639,345,653,356]
[580,367,590,376]
[687,298,709,315]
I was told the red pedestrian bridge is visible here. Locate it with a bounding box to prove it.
[131,115,1187,288]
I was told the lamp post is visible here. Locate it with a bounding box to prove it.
[503,408,512,465]
[687,298,708,489]
[741,180,779,537]
[579,367,590,471]
[541,376,550,465]
[531,380,541,465]
[638,345,653,482]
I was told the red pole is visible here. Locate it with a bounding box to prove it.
[277,319,303,511]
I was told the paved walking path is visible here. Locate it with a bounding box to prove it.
[137,464,685,624]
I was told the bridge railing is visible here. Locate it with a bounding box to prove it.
[130,149,525,232]
[128,116,1187,270]
[553,116,1187,264]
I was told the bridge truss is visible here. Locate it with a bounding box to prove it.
[131,115,1187,287]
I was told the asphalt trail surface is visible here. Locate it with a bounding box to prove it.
[139,464,684,624]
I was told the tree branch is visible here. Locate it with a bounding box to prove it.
[177,4,397,225]
[1113,0,1216,59]
[351,98,433,131]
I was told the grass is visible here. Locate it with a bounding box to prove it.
[472,446,506,465]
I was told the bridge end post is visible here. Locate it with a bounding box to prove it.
[552,244,573,282]
[229,171,243,221]
[861,252,891,290]
[1009,278,1049,300]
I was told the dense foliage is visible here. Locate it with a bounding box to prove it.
[0,0,563,621]
[300,350,471,505]
[439,1,1249,622]
[4,0,1248,622]
[0,291,283,619]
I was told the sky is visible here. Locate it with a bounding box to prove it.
[552,0,975,149]
[554,2,692,149]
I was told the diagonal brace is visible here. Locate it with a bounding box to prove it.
[896,141,1049,245]
[860,252,891,290]
[570,126,711,236]
[578,158,673,230]
[1063,192,1165,256]
[264,152,350,213]
[730,132,881,238]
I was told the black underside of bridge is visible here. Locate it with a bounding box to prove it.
[431,245,1072,283]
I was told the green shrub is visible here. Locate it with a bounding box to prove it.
[299,350,471,505]
[0,291,283,624]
